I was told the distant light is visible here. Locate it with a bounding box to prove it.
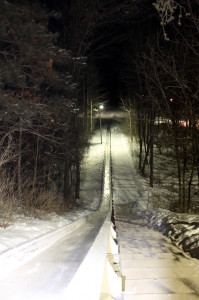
[99,105,104,110]
[170,98,173,102]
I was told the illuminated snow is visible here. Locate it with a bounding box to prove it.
[0,125,198,300]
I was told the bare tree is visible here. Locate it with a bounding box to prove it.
[138,32,199,212]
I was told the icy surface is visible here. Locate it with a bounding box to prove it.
[0,125,198,259]
[0,124,198,300]
[116,218,199,299]
[0,129,106,255]
[0,210,89,254]
[111,126,199,259]
[110,126,199,298]
[137,209,199,259]
[80,129,107,210]
[0,213,106,300]
[0,128,114,300]
[111,126,148,209]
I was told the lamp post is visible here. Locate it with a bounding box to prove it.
[99,104,104,144]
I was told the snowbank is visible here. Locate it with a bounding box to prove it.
[137,209,199,259]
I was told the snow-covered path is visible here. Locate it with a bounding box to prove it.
[111,126,147,210]
[110,127,199,299]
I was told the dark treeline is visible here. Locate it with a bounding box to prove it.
[0,0,90,217]
[0,0,134,217]
[119,0,199,213]
[0,0,129,219]
[0,0,198,219]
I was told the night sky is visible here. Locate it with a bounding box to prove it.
[36,0,158,107]
[85,0,157,107]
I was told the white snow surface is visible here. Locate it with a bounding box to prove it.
[0,129,114,300]
[0,130,106,256]
[110,126,199,260]
[0,124,198,281]
[111,126,148,209]
[137,208,199,259]
[0,210,89,254]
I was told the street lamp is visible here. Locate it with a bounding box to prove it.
[99,104,104,144]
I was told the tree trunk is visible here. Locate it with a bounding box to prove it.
[174,135,182,212]
[138,111,142,170]
[63,154,70,202]
[141,116,150,176]
[129,110,132,138]
[33,135,39,196]
[187,160,194,212]
[75,160,80,200]
[150,126,154,188]
[150,104,155,188]
[18,122,22,199]
[141,141,150,176]
[182,154,187,212]
[90,98,93,134]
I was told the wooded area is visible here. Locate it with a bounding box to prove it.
[121,0,199,213]
[0,0,198,219]
[0,0,89,217]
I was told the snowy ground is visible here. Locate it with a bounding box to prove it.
[80,129,108,210]
[0,123,198,284]
[110,125,199,260]
[111,125,148,209]
[0,129,106,257]
[137,209,199,259]
[0,129,110,300]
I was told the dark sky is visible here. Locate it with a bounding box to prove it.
[85,0,157,107]
[89,26,126,106]
[38,0,158,107]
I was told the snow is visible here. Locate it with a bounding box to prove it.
[64,213,120,300]
[117,217,199,299]
[111,126,148,209]
[0,125,198,257]
[0,122,198,299]
[111,125,199,259]
[137,209,199,259]
[0,213,107,300]
[80,129,108,210]
[0,210,90,255]
[0,127,117,299]
[0,129,106,256]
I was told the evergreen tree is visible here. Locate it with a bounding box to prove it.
[0,0,82,212]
